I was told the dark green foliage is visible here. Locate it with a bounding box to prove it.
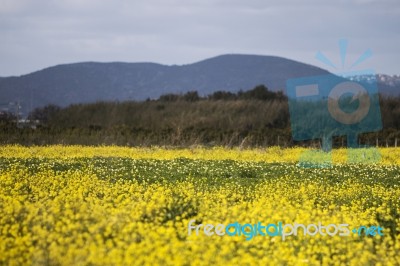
[208,91,237,101]
[27,104,61,125]
[1,87,400,147]
[237,85,286,101]
[0,111,16,128]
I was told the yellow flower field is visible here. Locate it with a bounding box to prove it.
[1,145,400,164]
[0,146,399,265]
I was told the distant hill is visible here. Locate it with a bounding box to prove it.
[0,54,398,116]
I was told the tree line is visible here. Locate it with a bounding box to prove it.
[1,85,399,147]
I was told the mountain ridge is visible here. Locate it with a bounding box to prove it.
[0,54,398,116]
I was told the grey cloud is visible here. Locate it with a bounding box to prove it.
[0,0,399,76]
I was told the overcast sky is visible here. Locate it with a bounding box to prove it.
[0,0,399,76]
